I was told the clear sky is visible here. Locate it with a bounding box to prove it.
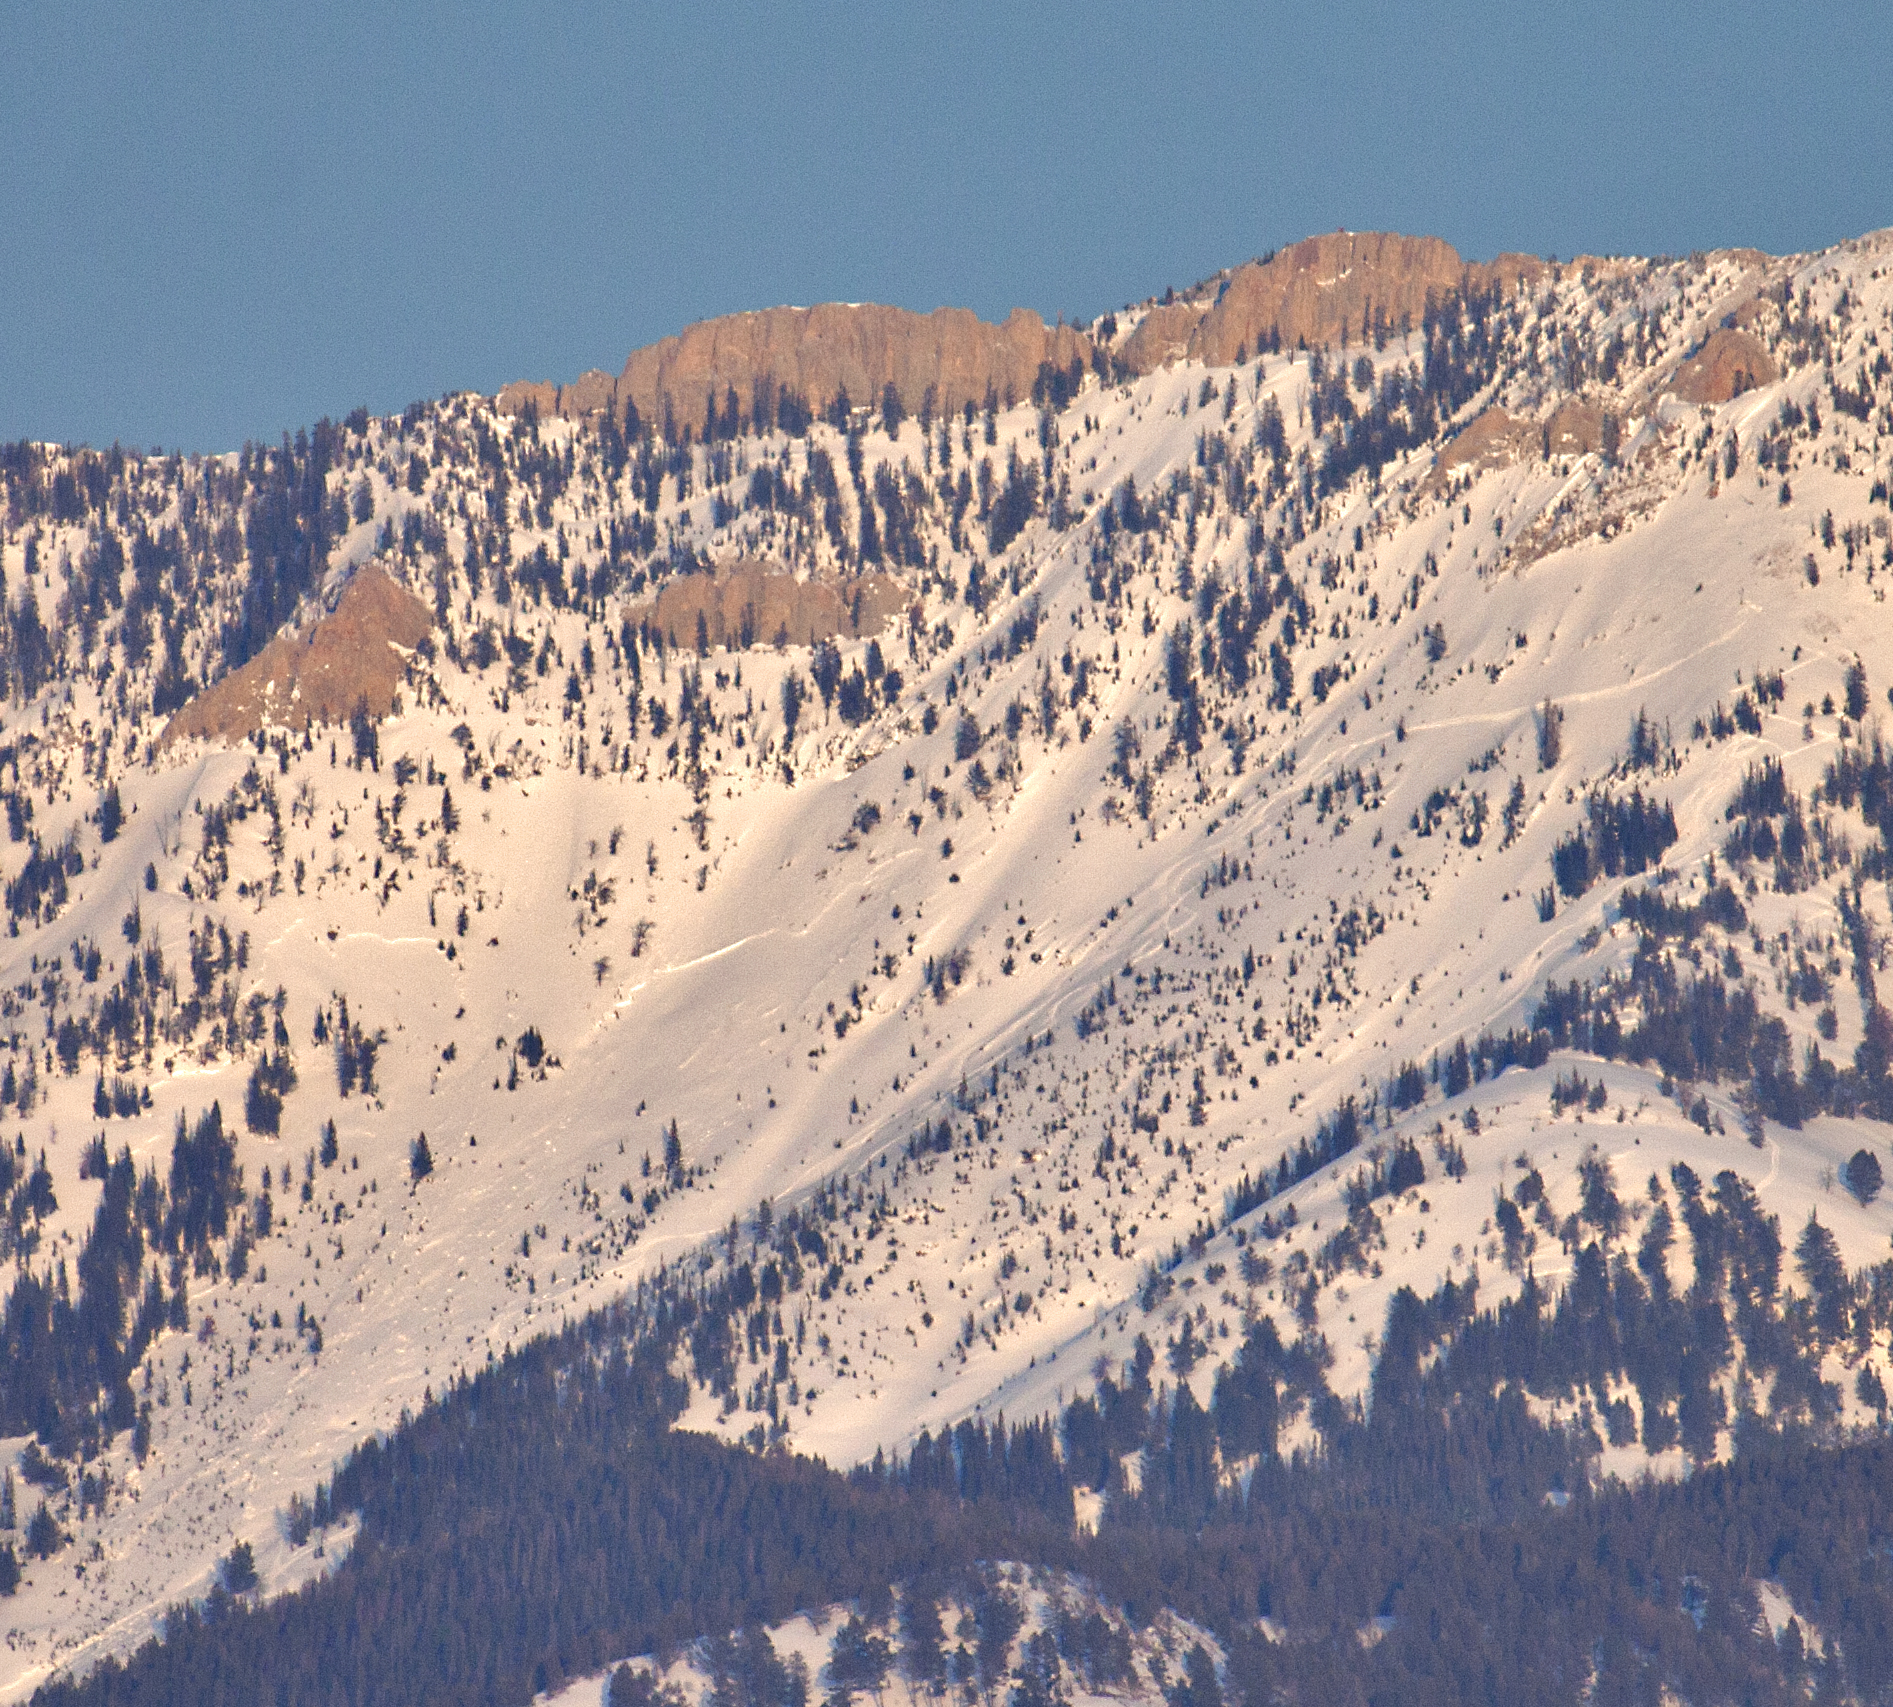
[3,1,1885,452]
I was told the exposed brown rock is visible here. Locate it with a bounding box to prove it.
[1176,233,1469,370]
[1116,299,1214,374]
[1468,252,1553,298]
[495,378,560,419]
[162,567,432,748]
[631,560,911,652]
[503,304,1092,430]
[1114,236,1554,377]
[559,369,620,418]
[498,232,1567,420]
[1429,406,1539,487]
[1544,397,1606,457]
[495,370,619,421]
[1669,328,1777,403]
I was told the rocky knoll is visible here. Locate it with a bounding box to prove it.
[500,304,1093,429]
[633,560,910,652]
[1428,405,1541,485]
[1669,326,1778,403]
[1543,396,1607,458]
[162,566,432,747]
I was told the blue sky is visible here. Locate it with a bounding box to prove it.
[2,1,1885,451]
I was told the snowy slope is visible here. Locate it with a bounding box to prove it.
[536,1567,1218,1707]
[4,229,1893,1695]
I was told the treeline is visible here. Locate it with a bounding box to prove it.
[36,1153,1893,1706]
[33,1282,1078,1707]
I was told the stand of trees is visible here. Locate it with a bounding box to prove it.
[37,1133,1893,1707]
[0,1105,243,1455]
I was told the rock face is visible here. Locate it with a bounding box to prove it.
[1544,397,1607,458]
[500,304,1093,430]
[1434,396,1629,486]
[1429,406,1541,487]
[1115,299,1209,372]
[633,561,910,652]
[1669,327,1778,404]
[496,232,1557,426]
[1117,233,1548,374]
[162,567,432,748]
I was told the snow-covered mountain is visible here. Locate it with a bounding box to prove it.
[4,226,1893,1697]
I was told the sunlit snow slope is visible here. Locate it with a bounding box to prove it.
[3,230,1893,1694]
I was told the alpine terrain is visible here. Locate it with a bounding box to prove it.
[4,228,1893,1704]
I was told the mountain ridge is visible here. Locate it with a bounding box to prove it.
[494,230,1586,431]
[1,222,1893,1700]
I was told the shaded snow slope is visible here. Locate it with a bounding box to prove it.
[537,1565,1218,1707]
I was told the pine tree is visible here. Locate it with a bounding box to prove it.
[780,671,805,744]
[898,1583,946,1698]
[221,1539,259,1595]
[1845,657,1869,721]
[1538,698,1564,769]
[827,1614,892,1707]
[24,1501,62,1559]
[974,1585,1020,1702]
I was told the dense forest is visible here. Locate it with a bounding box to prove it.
[31,1147,1893,1707]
